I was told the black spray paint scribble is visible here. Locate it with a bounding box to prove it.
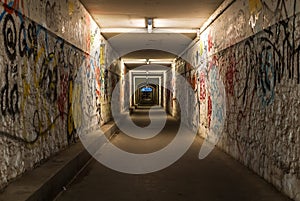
[18,20,37,59]
[0,6,108,146]
[18,21,26,57]
[232,3,300,111]
[0,64,19,118]
[3,14,17,62]
[218,1,300,172]
[39,53,58,103]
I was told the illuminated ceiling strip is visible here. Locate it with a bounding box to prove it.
[150,61,173,64]
[123,59,174,64]
[130,70,167,73]
[101,28,199,34]
[147,18,153,33]
[123,59,147,64]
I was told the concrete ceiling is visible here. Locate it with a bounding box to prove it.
[80,0,224,33]
[80,0,224,64]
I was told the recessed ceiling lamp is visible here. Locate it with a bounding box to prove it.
[100,17,199,34]
[147,18,153,33]
[100,28,199,33]
[123,59,174,64]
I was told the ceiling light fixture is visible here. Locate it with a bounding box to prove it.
[123,59,147,64]
[123,59,174,64]
[100,27,199,34]
[147,18,153,33]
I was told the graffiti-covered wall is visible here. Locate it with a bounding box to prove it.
[171,0,300,200]
[0,0,121,189]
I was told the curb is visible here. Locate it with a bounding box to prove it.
[0,121,117,201]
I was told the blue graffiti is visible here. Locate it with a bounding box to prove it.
[257,45,275,106]
[209,65,226,136]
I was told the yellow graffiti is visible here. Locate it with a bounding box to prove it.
[33,48,44,134]
[249,0,262,14]
[72,83,82,130]
[21,61,31,137]
[68,1,74,16]
[100,44,105,65]
[199,40,204,56]
[68,80,75,137]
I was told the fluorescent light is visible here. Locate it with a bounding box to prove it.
[123,59,147,64]
[123,59,174,64]
[149,59,174,63]
[147,18,153,33]
[153,28,199,33]
[150,61,173,64]
[101,28,147,33]
[100,28,199,34]
[130,70,167,73]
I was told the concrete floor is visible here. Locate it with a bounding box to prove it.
[56,107,291,201]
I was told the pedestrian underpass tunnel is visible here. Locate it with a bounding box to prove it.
[0,0,299,201]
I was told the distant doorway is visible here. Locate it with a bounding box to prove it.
[138,84,158,106]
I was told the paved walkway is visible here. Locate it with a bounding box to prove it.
[56,107,291,201]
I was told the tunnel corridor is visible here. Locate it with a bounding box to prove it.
[56,107,290,201]
[0,0,299,201]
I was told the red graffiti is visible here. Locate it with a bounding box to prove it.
[207,95,212,129]
[199,72,206,101]
[95,66,101,97]
[4,0,24,14]
[191,72,196,90]
[185,71,191,88]
[225,62,235,96]
[185,63,192,71]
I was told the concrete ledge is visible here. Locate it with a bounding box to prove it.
[0,121,116,201]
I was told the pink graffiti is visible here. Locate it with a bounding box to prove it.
[208,32,213,52]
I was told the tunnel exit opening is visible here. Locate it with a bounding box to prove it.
[138,84,158,106]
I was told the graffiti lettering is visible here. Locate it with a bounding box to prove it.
[3,14,17,61]
[39,53,58,103]
[0,64,19,118]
